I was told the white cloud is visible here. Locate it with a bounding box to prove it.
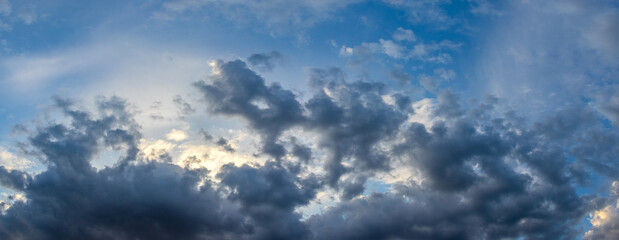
[393,27,415,42]
[0,146,32,170]
[339,45,353,56]
[0,0,10,16]
[379,39,405,59]
[166,129,188,142]
[434,68,455,81]
[584,181,619,239]
[408,98,438,127]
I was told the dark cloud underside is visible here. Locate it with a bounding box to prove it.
[0,59,617,239]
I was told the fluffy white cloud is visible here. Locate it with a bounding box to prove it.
[0,147,32,170]
[166,129,188,142]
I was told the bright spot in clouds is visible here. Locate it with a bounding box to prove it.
[166,129,188,142]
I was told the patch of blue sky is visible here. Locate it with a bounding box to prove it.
[362,179,391,196]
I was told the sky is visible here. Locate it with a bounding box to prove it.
[0,0,618,239]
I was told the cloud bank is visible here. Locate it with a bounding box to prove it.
[0,57,617,239]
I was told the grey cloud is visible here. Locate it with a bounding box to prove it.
[173,95,196,119]
[584,190,619,240]
[218,162,319,240]
[289,137,312,163]
[309,181,589,240]
[248,51,282,72]
[194,60,305,160]
[308,67,345,88]
[395,120,510,191]
[149,113,165,120]
[532,106,596,140]
[2,56,617,239]
[389,68,412,85]
[0,96,336,240]
[392,93,413,113]
[434,90,464,118]
[598,87,619,126]
[393,27,415,42]
[418,74,438,91]
[195,60,407,196]
[215,137,235,153]
[0,167,30,191]
[339,175,367,200]
[199,128,214,141]
[321,103,599,239]
[305,70,407,188]
[0,97,252,240]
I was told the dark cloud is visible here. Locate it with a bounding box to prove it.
[194,60,406,197]
[392,93,413,113]
[310,105,601,239]
[248,51,282,72]
[339,175,367,200]
[434,90,464,118]
[0,96,328,240]
[308,184,590,240]
[194,60,305,160]
[0,97,251,239]
[192,60,618,224]
[215,137,235,153]
[218,162,319,240]
[289,137,312,163]
[2,58,618,239]
[305,69,407,190]
[0,167,30,191]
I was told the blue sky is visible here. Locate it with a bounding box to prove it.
[0,0,618,239]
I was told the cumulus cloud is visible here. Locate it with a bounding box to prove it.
[0,96,317,239]
[166,129,188,142]
[339,28,461,69]
[0,58,617,239]
[194,60,305,160]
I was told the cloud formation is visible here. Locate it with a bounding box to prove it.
[248,51,282,72]
[0,54,617,239]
